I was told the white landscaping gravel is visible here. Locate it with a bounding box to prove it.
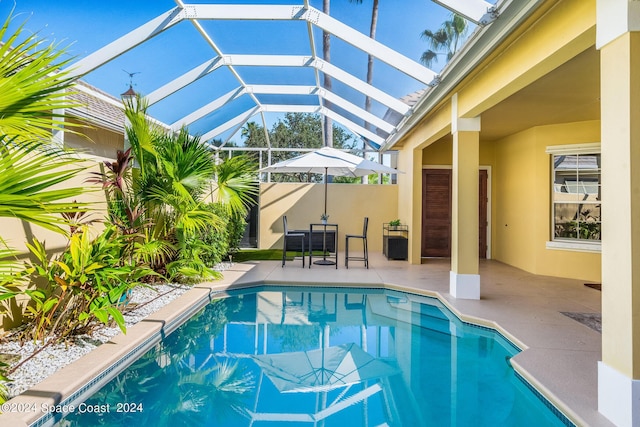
[0,262,233,399]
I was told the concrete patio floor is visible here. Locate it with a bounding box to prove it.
[227,252,612,427]
[0,252,613,427]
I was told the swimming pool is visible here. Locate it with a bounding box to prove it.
[53,286,571,426]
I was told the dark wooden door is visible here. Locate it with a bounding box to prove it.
[478,169,488,259]
[421,169,488,258]
[422,170,452,257]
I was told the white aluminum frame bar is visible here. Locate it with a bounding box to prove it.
[320,89,394,134]
[432,0,498,26]
[201,106,260,141]
[321,107,384,146]
[68,7,184,78]
[171,87,244,129]
[148,57,224,105]
[248,84,317,95]
[180,4,437,85]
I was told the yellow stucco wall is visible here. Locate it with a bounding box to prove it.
[65,120,124,158]
[493,121,601,281]
[415,123,601,282]
[422,137,495,166]
[259,182,398,253]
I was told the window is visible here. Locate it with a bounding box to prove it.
[547,144,601,246]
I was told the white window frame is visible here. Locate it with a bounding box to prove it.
[545,143,601,253]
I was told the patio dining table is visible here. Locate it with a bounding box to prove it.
[309,223,338,268]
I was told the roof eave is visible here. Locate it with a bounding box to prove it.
[382,0,547,151]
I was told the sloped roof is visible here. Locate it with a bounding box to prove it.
[69,81,125,133]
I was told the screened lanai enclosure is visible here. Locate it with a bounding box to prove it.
[64,0,498,169]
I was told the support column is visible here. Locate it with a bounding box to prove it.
[597,2,640,426]
[450,94,481,299]
[397,146,423,264]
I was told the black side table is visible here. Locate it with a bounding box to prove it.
[383,223,408,260]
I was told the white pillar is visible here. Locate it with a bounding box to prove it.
[449,94,481,300]
[597,1,640,425]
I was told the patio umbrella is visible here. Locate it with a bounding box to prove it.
[251,342,398,393]
[260,146,401,216]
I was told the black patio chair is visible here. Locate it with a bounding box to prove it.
[345,217,369,269]
[282,215,305,268]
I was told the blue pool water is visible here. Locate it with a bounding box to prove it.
[54,287,570,426]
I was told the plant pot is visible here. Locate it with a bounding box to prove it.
[321,219,327,224]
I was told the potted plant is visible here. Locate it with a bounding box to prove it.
[389,219,401,229]
[320,213,329,224]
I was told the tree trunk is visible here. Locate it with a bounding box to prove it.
[365,0,379,134]
[323,0,333,147]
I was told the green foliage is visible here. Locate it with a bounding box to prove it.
[20,226,155,342]
[242,113,357,183]
[0,238,22,294]
[166,244,222,284]
[133,235,177,273]
[212,155,258,218]
[0,13,82,142]
[0,9,93,355]
[99,98,258,283]
[389,219,401,227]
[0,139,89,234]
[0,360,10,405]
[226,212,247,253]
[197,203,230,268]
[194,202,248,268]
[420,14,469,68]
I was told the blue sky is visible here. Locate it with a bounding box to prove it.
[1,0,458,144]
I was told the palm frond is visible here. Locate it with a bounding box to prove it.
[211,155,258,217]
[0,14,83,142]
[0,139,89,234]
[0,239,23,287]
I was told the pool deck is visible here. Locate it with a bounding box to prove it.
[0,254,613,427]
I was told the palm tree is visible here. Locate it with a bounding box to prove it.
[420,14,469,68]
[119,96,257,281]
[0,13,88,278]
[349,0,380,133]
[322,0,333,147]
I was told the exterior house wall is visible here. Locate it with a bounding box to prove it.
[65,120,124,158]
[493,121,601,282]
[258,182,398,254]
[416,122,601,282]
[393,0,599,282]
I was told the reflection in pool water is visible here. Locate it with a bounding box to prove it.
[56,287,570,426]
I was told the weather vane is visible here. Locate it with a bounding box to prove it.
[122,69,140,89]
[121,70,141,98]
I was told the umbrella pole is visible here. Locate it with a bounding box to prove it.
[324,167,328,216]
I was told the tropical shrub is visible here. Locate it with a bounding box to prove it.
[227,211,247,254]
[103,96,258,283]
[198,203,230,268]
[20,226,155,342]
